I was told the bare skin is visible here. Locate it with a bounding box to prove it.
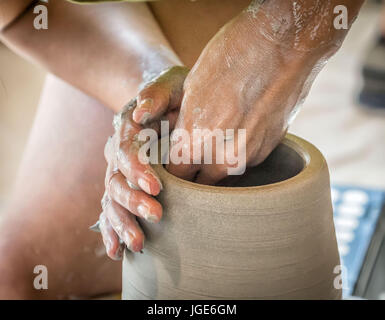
[0,0,364,298]
[1,1,182,112]
[164,0,365,184]
[128,0,365,241]
[0,75,120,298]
[0,0,249,298]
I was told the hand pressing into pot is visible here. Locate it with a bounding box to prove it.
[161,4,345,185]
[95,66,189,260]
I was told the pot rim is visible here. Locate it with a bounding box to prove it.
[154,133,326,194]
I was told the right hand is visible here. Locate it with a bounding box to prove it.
[97,66,189,260]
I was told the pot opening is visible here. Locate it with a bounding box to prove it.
[216,143,305,187]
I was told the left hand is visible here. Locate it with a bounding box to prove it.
[96,66,189,260]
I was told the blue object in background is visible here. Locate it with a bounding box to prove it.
[331,185,385,297]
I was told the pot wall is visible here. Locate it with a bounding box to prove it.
[122,134,341,299]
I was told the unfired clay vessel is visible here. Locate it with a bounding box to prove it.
[122,134,341,299]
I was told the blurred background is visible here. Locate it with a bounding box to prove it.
[0,1,384,299]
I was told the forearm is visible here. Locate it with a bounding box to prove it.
[186,0,366,138]
[240,0,366,119]
[245,0,365,56]
[215,0,366,116]
[0,0,181,112]
[0,0,34,30]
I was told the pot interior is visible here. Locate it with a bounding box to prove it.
[216,143,305,187]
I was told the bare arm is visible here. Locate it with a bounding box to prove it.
[248,0,365,56]
[0,0,34,30]
[0,0,182,112]
[0,0,188,258]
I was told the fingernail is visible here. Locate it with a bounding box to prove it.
[151,173,163,191]
[138,178,151,194]
[140,112,152,125]
[138,98,153,109]
[137,99,153,124]
[122,231,134,252]
[138,204,159,223]
[89,221,101,233]
[144,170,163,193]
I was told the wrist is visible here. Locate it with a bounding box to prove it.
[113,50,182,113]
[216,6,331,119]
[139,44,183,86]
[222,7,328,75]
[243,0,358,58]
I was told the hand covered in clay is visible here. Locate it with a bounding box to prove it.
[96,66,189,260]
[163,4,339,185]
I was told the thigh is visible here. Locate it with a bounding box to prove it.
[0,74,120,299]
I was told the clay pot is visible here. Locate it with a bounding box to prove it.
[122,134,341,299]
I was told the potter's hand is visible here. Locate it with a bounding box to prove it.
[98,66,189,260]
[164,0,361,185]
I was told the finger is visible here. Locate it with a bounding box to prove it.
[107,171,162,223]
[145,110,180,136]
[133,66,188,125]
[104,199,145,252]
[166,162,200,182]
[99,212,124,261]
[195,164,229,186]
[133,84,170,125]
[166,132,200,181]
[113,110,163,195]
[189,141,246,185]
[117,139,163,196]
[167,129,247,184]
[165,110,179,132]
